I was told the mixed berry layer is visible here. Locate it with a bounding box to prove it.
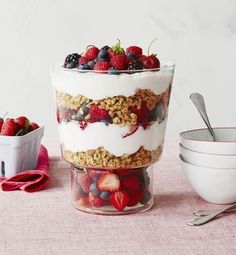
[71,166,152,212]
[56,88,170,128]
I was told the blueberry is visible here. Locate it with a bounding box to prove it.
[93,176,99,183]
[87,61,96,69]
[127,52,138,59]
[147,101,164,122]
[78,64,91,70]
[100,191,111,201]
[89,183,101,197]
[101,117,112,126]
[100,45,110,51]
[140,191,151,205]
[108,68,119,75]
[98,50,109,60]
[140,171,150,190]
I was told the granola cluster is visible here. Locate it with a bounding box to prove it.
[63,145,162,168]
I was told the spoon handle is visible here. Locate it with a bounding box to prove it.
[190,93,216,141]
[186,203,236,226]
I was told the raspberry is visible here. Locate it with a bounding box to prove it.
[1,119,19,136]
[127,189,144,207]
[85,46,99,61]
[89,193,104,207]
[108,39,125,58]
[79,56,89,65]
[15,116,30,129]
[0,118,4,131]
[130,102,149,126]
[139,54,160,69]
[110,55,126,70]
[89,104,110,122]
[126,46,143,57]
[29,122,39,130]
[94,61,110,73]
[121,176,140,191]
[78,173,92,193]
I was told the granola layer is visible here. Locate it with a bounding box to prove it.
[63,145,162,168]
[56,88,170,126]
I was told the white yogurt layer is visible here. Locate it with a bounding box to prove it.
[51,65,174,100]
[58,120,167,156]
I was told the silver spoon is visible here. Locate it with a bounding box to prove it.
[193,207,236,217]
[186,203,236,226]
[190,93,216,141]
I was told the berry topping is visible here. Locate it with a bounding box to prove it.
[89,193,104,207]
[110,191,129,211]
[98,49,109,61]
[1,119,18,136]
[29,122,39,130]
[108,39,125,57]
[110,54,126,70]
[100,45,110,51]
[78,173,93,193]
[87,60,96,70]
[121,176,140,191]
[15,116,30,129]
[94,61,110,73]
[108,68,119,75]
[64,53,81,69]
[89,104,110,122]
[97,173,120,192]
[122,125,139,138]
[126,46,143,57]
[127,59,143,71]
[0,118,3,131]
[139,54,160,69]
[85,46,99,61]
[79,56,89,65]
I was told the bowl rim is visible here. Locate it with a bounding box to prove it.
[179,154,236,170]
[180,127,236,143]
[179,143,236,156]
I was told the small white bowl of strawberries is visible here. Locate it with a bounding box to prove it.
[0,116,44,177]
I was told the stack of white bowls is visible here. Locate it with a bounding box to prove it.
[180,128,236,204]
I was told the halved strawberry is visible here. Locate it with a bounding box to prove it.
[122,125,139,138]
[97,173,120,192]
[110,191,129,211]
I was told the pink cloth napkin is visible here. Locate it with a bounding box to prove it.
[0,145,49,192]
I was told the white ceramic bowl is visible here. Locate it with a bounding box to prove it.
[180,143,236,168]
[180,128,236,155]
[180,155,236,204]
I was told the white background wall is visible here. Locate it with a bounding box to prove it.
[0,0,235,141]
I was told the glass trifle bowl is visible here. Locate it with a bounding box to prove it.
[51,60,175,215]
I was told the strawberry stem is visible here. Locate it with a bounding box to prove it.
[2,112,8,120]
[147,38,158,56]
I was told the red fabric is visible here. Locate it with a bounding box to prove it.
[0,145,49,192]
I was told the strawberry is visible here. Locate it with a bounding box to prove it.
[121,176,140,191]
[0,118,4,131]
[15,116,30,129]
[122,125,139,138]
[85,46,99,61]
[79,56,89,65]
[126,46,143,57]
[108,39,125,58]
[97,173,120,192]
[139,54,160,69]
[75,197,90,207]
[89,193,104,208]
[127,189,144,207]
[94,61,110,73]
[1,119,18,136]
[130,102,149,125]
[29,122,39,130]
[89,104,109,122]
[110,55,126,70]
[114,168,131,176]
[78,173,93,193]
[110,191,129,211]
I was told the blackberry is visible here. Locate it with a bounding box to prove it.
[127,59,143,71]
[64,53,81,69]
